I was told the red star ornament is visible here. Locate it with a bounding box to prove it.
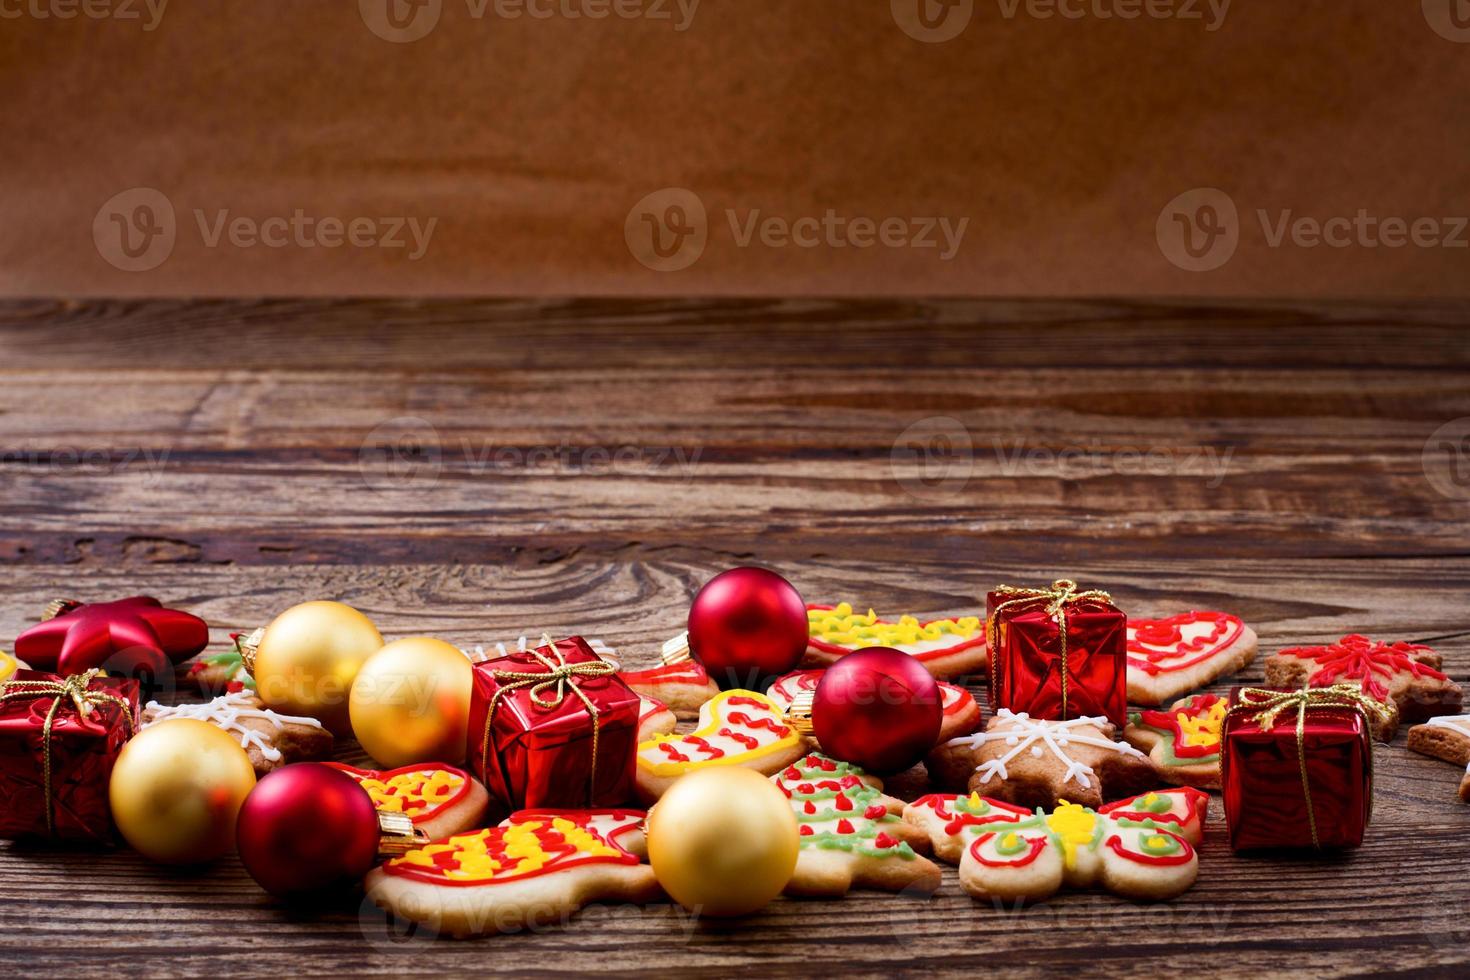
[14,596,209,679]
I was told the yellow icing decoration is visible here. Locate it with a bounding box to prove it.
[352,767,467,816]
[1045,801,1098,870]
[1146,834,1171,850]
[808,603,981,650]
[0,650,22,684]
[1176,699,1227,748]
[636,690,800,778]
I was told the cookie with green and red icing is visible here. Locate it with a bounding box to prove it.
[634,690,805,802]
[804,603,987,680]
[364,809,659,938]
[1127,612,1258,705]
[766,669,982,742]
[1263,634,1463,740]
[773,752,940,896]
[903,788,1205,903]
[1124,693,1226,790]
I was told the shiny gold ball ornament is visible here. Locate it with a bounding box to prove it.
[646,767,799,916]
[108,719,257,865]
[348,637,473,768]
[251,600,383,735]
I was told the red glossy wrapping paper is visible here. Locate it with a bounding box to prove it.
[985,590,1127,728]
[467,637,639,811]
[0,670,139,844]
[1221,686,1372,851]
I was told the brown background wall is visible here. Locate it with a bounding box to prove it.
[4,1,1468,297]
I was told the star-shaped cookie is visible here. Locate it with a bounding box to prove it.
[15,596,208,680]
[1407,715,1470,803]
[1264,634,1463,740]
[926,709,1158,810]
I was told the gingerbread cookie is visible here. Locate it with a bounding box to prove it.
[766,669,982,742]
[805,603,987,680]
[636,695,677,741]
[1407,715,1470,803]
[773,752,940,896]
[926,709,1158,810]
[618,661,721,719]
[326,762,490,840]
[635,690,804,802]
[1124,693,1226,790]
[185,632,253,695]
[365,809,660,938]
[142,691,334,777]
[1264,634,1463,740]
[904,788,1205,903]
[1126,612,1258,705]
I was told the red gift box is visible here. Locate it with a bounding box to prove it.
[467,636,640,811]
[1220,684,1390,852]
[986,579,1127,727]
[0,669,139,844]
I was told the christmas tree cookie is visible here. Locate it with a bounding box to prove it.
[1124,693,1226,790]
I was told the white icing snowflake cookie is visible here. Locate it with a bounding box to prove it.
[925,709,1158,811]
[142,691,334,777]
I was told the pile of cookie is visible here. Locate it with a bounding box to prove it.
[0,582,1465,942]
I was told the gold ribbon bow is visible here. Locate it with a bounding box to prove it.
[480,634,617,807]
[0,669,135,837]
[986,579,1113,719]
[1222,683,1395,849]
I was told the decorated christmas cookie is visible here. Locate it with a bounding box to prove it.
[766,669,982,743]
[1126,612,1258,705]
[636,696,677,741]
[1124,693,1226,790]
[903,788,1205,903]
[0,650,29,684]
[185,632,253,695]
[773,752,940,896]
[1407,715,1470,803]
[142,691,333,777]
[635,690,804,802]
[619,661,722,719]
[1264,634,1463,740]
[804,603,987,679]
[364,810,659,938]
[926,709,1158,810]
[325,762,490,840]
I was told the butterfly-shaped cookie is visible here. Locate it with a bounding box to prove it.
[635,690,804,802]
[364,810,659,938]
[903,788,1207,903]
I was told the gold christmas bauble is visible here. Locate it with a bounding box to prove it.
[348,637,472,768]
[646,767,799,916]
[109,719,257,865]
[253,600,383,735]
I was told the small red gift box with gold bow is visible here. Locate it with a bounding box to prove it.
[467,636,640,811]
[1220,684,1391,852]
[0,669,139,844]
[986,579,1127,728]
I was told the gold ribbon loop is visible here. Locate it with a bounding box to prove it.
[1223,682,1393,850]
[0,668,136,837]
[481,634,616,807]
[986,579,1113,718]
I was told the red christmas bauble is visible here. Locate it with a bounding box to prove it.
[687,567,807,688]
[236,763,380,897]
[812,648,942,774]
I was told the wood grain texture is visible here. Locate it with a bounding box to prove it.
[1,299,1468,977]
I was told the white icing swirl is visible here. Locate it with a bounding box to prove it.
[144,691,322,762]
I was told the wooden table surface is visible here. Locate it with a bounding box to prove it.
[1,298,1468,978]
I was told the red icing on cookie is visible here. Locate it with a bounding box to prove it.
[1127,612,1245,676]
[1278,634,1445,702]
